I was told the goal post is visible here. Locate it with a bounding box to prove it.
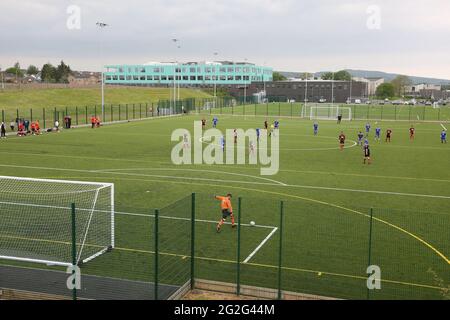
[303,105,352,121]
[0,176,114,267]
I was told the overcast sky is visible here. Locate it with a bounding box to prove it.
[1,0,449,78]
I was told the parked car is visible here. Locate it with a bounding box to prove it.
[319,98,327,103]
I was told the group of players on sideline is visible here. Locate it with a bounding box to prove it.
[0,115,102,138]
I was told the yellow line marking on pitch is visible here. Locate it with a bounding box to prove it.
[31,174,450,265]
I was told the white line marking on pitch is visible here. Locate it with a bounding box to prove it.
[441,124,447,131]
[243,227,278,264]
[1,164,450,199]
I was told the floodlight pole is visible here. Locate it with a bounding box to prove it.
[331,71,335,108]
[172,39,180,109]
[96,22,109,122]
[0,66,4,90]
[213,52,218,102]
[244,58,248,105]
[305,73,308,109]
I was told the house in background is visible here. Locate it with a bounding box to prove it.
[68,72,101,86]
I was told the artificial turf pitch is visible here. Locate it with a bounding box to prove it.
[0,109,448,300]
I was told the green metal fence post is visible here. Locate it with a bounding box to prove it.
[43,108,46,129]
[126,104,129,120]
[85,106,88,124]
[154,209,159,300]
[409,105,412,121]
[278,102,281,116]
[277,201,284,300]
[1,110,4,123]
[71,203,77,301]
[75,107,78,126]
[119,104,121,121]
[367,208,374,300]
[133,104,135,119]
[190,193,196,290]
[380,104,384,120]
[94,105,97,118]
[236,197,242,296]
[423,105,426,121]
[16,109,19,121]
[395,105,397,120]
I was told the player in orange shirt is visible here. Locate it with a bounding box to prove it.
[91,116,97,129]
[215,194,235,233]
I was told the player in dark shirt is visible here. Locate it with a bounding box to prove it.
[339,132,346,151]
[363,144,371,165]
[386,129,392,143]
[264,120,268,130]
[409,126,415,141]
[201,118,206,129]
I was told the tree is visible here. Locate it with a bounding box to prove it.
[375,83,395,99]
[27,65,39,75]
[300,72,312,80]
[391,75,412,97]
[322,70,351,81]
[55,60,72,83]
[41,63,57,82]
[5,62,24,77]
[273,72,287,81]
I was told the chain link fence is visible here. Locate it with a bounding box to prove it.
[1,193,448,300]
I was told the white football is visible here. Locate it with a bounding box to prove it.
[250,221,256,226]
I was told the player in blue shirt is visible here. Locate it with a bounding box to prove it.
[220,136,225,150]
[441,130,447,144]
[256,128,261,141]
[365,123,371,137]
[274,120,280,129]
[213,117,218,128]
[375,127,381,142]
[364,138,369,147]
[313,122,319,136]
[357,131,364,146]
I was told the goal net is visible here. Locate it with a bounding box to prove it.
[0,176,114,267]
[304,106,352,121]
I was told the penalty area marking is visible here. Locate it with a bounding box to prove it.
[441,124,448,131]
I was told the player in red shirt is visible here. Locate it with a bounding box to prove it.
[409,126,415,141]
[338,132,346,151]
[386,129,392,143]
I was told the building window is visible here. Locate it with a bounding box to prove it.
[154,76,160,81]
[228,76,233,81]
[133,76,139,81]
[161,76,167,81]
[168,76,174,81]
[140,76,145,81]
[146,75,153,81]
[119,75,125,81]
[236,67,241,73]
[190,76,196,81]
[198,76,204,81]
[153,68,160,73]
[106,76,112,81]
[205,76,211,81]
[236,76,242,81]
[175,68,181,73]
[128,68,132,73]
[183,76,189,81]
[205,67,211,73]
[126,75,131,81]
[190,67,196,73]
[220,67,226,73]
[228,67,234,73]
[220,76,226,81]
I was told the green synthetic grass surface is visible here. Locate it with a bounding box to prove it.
[0,111,449,300]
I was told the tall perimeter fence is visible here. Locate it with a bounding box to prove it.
[3,97,450,133]
[1,193,448,300]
